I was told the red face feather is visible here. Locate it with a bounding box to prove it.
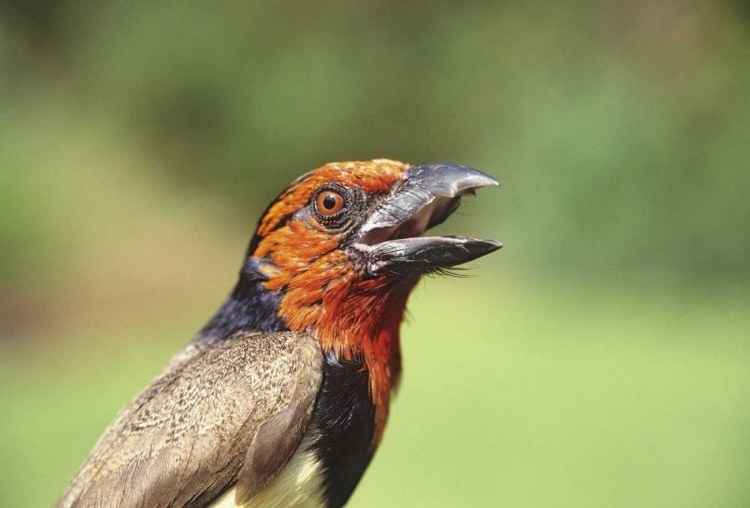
[252,159,413,443]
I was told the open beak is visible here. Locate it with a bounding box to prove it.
[354,163,502,276]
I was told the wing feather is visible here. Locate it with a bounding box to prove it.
[56,331,323,508]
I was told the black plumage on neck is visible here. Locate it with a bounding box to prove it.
[196,257,287,341]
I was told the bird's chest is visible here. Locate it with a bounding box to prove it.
[307,354,377,507]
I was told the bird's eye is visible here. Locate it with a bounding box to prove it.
[315,190,345,217]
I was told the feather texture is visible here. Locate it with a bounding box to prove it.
[56,331,323,508]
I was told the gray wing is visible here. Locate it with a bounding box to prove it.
[56,331,324,508]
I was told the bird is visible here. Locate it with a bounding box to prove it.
[56,159,501,508]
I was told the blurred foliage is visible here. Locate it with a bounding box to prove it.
[1,1,750,507]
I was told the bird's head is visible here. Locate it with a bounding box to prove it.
[241,159,500,437]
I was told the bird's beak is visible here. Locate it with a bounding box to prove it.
[354,163,502,276]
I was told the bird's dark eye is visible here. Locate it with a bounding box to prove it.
[315,190,345,217]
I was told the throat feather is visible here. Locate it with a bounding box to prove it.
[266,260,417,444]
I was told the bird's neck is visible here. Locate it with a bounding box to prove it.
[199,257,419,444]
[197,277,288,340]
[267,266,420,444]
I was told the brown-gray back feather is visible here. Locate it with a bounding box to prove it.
[55,331,323,508]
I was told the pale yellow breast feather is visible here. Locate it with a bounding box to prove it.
[210,431,326,508]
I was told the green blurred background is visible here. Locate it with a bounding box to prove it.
[2,1,749,507]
